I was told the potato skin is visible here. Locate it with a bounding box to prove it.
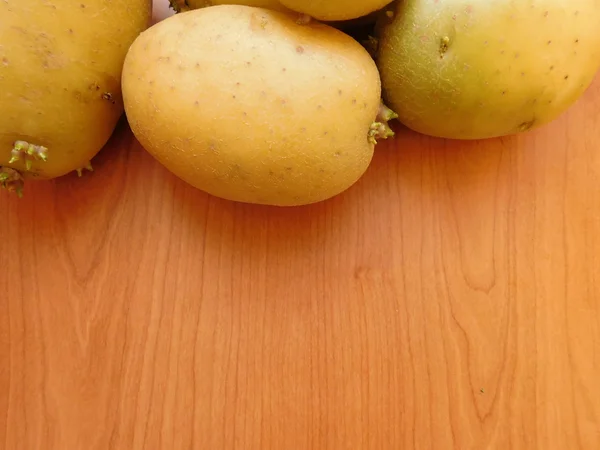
[122,5,383,206]
[278,0,394,21]
[377,0,600,140]
[0,0,151,180]
[186,0,291,13]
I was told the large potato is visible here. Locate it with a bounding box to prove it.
[278,0,394,21]
[376,0,600,140]
[0,0,151,195]
[122,5,393,206]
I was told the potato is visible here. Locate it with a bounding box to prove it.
[122,5,394,206]
[278,0,394,21]
[170,0,291,13]
[376,0,600,140]
[0,0,151,195]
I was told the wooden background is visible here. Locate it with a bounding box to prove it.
[1,15,599,447]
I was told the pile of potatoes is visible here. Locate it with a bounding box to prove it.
[1,0,599,205]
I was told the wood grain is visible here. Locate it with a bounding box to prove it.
[1,74,599,449]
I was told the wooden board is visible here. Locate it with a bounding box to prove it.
[1,71,599,449]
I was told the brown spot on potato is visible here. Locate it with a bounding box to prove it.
[439,36,450,58]
[518,120,536,132]
[296,46,304,54]
[102,92,116,104]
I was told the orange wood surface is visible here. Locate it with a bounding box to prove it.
[1,72,599,449]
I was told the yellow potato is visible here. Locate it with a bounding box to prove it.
[278,0,393,21]
[122,5,394,206]
[170,0,291,13]
[0,0,151,195]
[377,0,600,139]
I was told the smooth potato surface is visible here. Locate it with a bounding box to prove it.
[0,0,151,180]
[122,5,383,206]
[377,0,600,139]
[185,0,291,13]
[278,0,393,21]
